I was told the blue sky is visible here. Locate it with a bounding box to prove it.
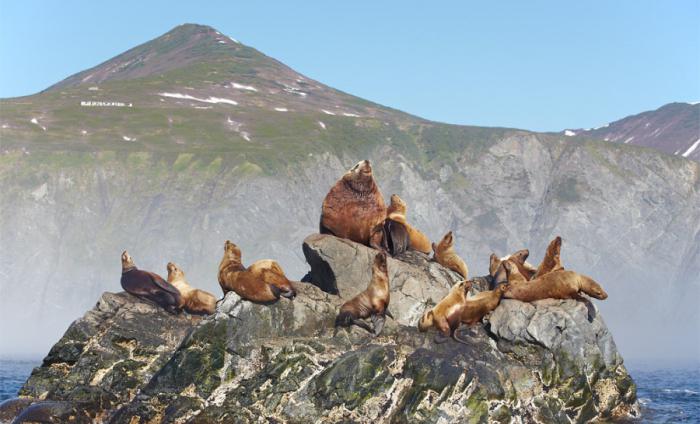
[0,1,698,131]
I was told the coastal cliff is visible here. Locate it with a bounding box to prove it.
[3,235,639,423]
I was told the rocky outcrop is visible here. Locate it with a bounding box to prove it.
[7,235,639,423]
[8,292,200,423]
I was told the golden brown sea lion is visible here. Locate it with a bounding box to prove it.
[533,236,564,278]
[218,240,297,302]
[335,251,392,336]
[489,249,536,286]
[386,194,432,254]
[460,284,509,326]
[120,251,181,314]
[166,262,218,315]
[432,231,469,279]
[320,160,387,248]
[418,280,471,343]
[503,261,608,301]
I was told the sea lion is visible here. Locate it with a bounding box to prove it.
[320,160,387,248]
[460,284,509,326]
[335,251,392,336]
[386,194,432,254]
[218,240,297,302]
[533,236,564,278]
[418,280,471,343]
[371,218,410,256]
[120,250,181,314]
[432,231,469,279]
[166,262,218,315]
[489,249,536,287]
[502,261,608,301]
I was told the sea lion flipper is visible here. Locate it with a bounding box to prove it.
[148,272,181,297]
[385,309,394,320]
[452,325,470,345]
[371,314,386,336]
[351,318,374,333]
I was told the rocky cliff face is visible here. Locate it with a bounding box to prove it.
[4,235,639,423]
[1,137,698,362]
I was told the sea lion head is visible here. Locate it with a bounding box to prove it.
[438,231,454,249]
[223,240,241,256]
[496,283,509,297]
[121,250,135,270]
[586,281,608,300]
[343,160,375,192]
[453,279,472,297]
[388,194,407,216]
[167,262,185,281]
[373,251,388,274]
[418,310,434,332]
[510,249,530,264]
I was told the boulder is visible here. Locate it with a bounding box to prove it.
[10,235,639,423]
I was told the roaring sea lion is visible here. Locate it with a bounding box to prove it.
[120,251,181,314]
[418,280,471,343]
[320,160,387,248]
[166,262,218,315]
[489,249,536,287]
[533,236,564,278]
[502,261,608,301]
[218,240,297,302]
[432,231,469,279]
[460,284,509,326]
[335,251,392,336]
[386,194,432,254]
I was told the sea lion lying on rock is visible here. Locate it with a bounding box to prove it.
[432,231,469,279]
[418,280,471,344]
[166,262,218,315]
[320,160,387,249]
[218,240,296,303]
[120,250,181,314]
[489,249,536,287]
[335,251,392,336]
[503,261,608,301]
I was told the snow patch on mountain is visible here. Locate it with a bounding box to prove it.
[231,83,257,92]
[158,92,238,106]
[681,139,700,158]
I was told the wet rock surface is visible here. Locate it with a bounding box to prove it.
[9,235,639,423]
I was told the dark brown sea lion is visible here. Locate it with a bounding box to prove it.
[320,160,387,248]
[432,231,469,279]
[218,240,296,302]
[335,251,392,336]
[120,250,181,314]
[418,280,472,343]
[503,261,608,301]
[166,262,218,315]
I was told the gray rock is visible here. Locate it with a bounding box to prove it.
[12,236,640,423]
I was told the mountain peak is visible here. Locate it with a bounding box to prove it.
[46,23,244,91]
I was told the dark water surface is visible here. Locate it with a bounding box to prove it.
[0,360,698,422]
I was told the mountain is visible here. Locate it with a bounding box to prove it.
[0,24,698,363]
[562,102,700,161]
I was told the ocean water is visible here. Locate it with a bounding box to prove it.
[0,360,697,422]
